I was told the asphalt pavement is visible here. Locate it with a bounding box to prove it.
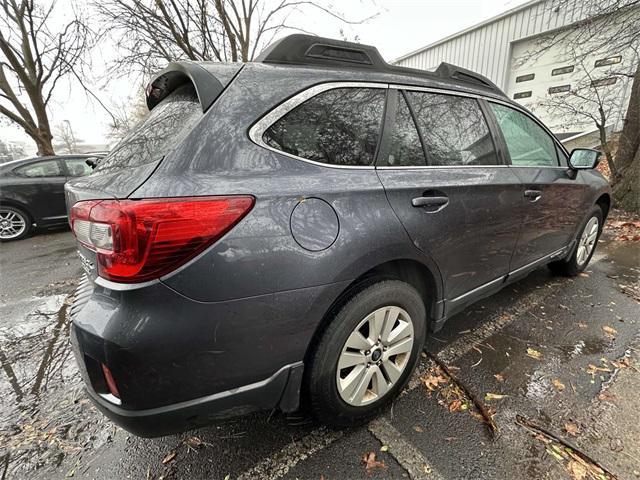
[0,222,638,480]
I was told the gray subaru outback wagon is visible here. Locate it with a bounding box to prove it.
[66,35,611,437]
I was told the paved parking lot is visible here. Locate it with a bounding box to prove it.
[0,223,638,480]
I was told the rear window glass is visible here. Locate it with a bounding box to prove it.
[95,84,201,172]
[263,87,386,166]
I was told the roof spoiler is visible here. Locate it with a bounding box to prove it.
[146,62,224,112]
[257,34,504,95]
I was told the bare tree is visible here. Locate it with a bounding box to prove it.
[95,0,375,76]
[0,0,92,156]
[519,0,640,211]
[107,89,150,142]
[54,120,80,153]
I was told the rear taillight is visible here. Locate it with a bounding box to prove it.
[70,196,254,283]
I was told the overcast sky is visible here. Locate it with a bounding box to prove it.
[1,0,530,153]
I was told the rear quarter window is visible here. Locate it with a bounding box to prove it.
[95,84,201,173]
[263,87,386,167]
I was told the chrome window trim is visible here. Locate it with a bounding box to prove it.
[249,80,568,171]
[376,165,509,170]
[248,81,389,170]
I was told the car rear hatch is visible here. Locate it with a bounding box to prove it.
[65,61,243,284]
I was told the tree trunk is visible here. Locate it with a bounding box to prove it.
[612,145,640,213]
[612,65,640,213]
[615,65,640,173]
[34,128,55,156]
[598,124,619,180]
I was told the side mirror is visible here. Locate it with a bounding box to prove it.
[568,148,601,170]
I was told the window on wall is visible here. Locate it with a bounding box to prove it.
[263,87,386,166]
[513,91,532,99]
[385,92,426,167]
[516,73,535,83]
[406,92,499,166]
[14,160,63,177]
[490,103,558,167]
[591,77,617,87]
[595,55,622,68]
[548,85,571,94]
[552,65,574,76]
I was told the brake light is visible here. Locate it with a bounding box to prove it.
[70,196,254,283]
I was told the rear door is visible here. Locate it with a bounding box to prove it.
[376,88,523,313]
[12,159,67,222]
[485,102,587,272]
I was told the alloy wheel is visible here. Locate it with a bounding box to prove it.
[336,306,414,406]
[576,216,599,266]
[0,208,27,240]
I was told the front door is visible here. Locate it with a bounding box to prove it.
[12,159,68,222]
[376,89,522,313]
[486,102,588,272]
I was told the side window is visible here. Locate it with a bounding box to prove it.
[14,160,63,177]
[386,92,426,167]
[263,87,386,166]
[406,92,499,166]
[489,103,558,167]
[64,158,93,177]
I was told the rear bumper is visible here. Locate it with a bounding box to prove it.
[69,275,347,436]
[82,357,304,437]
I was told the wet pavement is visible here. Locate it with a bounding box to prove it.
[0,221,638,480]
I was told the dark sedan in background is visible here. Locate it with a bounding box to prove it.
[0,154,102,241]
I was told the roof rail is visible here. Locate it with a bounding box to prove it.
[256,34,388,69]
[256,34,505,96]
[434,63,501,92]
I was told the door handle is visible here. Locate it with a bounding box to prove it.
[411,196,449,208]
[524,189,542,202]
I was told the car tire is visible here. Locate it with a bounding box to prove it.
[548,205,603,277]
[306,280,426,427]
[0,205,32,242]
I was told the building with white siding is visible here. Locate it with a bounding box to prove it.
[394,0,638,137]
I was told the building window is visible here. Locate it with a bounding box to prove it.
[595,55,622,68]
[548,85,571,94]
[516,73,535,83]
[552,65,574,76]
[513,91,532,99]
[591,77,618,87]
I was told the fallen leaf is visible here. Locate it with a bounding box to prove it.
[602,325,617,338]
[162,451,177,464]
[379,445,388,452]
[598,390,616,403]
[494,373,504,383]
[612,357,630,369]
[552,379,566,392]
[448,399,463,412]
[184,436,203,449]
[564,422,581,437]
[577,322,588,329]
[587,364,612,375]
[361,451,386,475]
[526,348,543,360]
[484,393,507,401]
[422,372,448,391]
[413,425,424,432]
[567,459,588,480]
[579,272,590,278]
